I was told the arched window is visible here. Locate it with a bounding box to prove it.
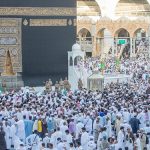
[74,56,83,66]
[78,28,92,41]
[70,56,73,66]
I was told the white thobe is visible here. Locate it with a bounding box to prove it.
[135,138,142,150]
[16,112,23,120]
[3,125,12,149]
[87,140,96,150]
[137,112,145,128]
[26,134,40,150]
[117,130,125,149]
[81,132,89,150]
[64,133,72,147]
[144,126,150,134]
[16,145,27,150]
[16,120,26,143]
[98,132,103,141]
[60,124,68,139]
[76,146,84,150]
[50,132,57,148]
[84,117,93,134]
[76,122,84,139]
[50,131,63,148]
[123,111,130,123]
[14,135,22,150]
[55,131,63,141]
[10,124,17,145]
[120,123,132,132]
[32,120,38,132]
[106,120,112,137]
[43,136,51,148]
[22,110,30,120]
[57,142,65,150]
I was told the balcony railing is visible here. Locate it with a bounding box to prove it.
[76,37,93,52]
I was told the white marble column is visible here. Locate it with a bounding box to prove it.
[115,38,118,56]
[149,37,150,57]
[112,37,115,57]
[133,38,136,57]
[130,38,133,57]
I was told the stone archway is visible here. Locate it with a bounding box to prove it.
[78,28,92,39]
[114,28,130,58]
[133,28,148,54]
[74,56,83,66]
[115,28,130,38]
[77,28,93,54]
[133,28,146,38]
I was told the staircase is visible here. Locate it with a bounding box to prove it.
[136,40,149,58]
[118,44,126,59]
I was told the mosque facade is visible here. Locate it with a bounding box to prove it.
[77,0,150,57]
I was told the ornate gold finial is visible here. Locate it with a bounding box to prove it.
[68,19,72,26]
[23,19,28,26]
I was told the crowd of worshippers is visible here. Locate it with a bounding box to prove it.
[0,56,150,150]
[0,81,150,150]
[76,52,149,77]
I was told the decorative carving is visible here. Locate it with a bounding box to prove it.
[0,19,18,26]
[0,37,17,45]
[0,18,22,74]
[11,48,18,56]
[30,19,67,26]
[0,27,17,34]
[0,7,76,16]
[68,19,73,26]
[78,17,149,38]
[2,50,15,76]
[23,19,28,26]
[77,17,150,56]
[0,48,5,56]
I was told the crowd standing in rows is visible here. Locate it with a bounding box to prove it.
[0,52,150,150]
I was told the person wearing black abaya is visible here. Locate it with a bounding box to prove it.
[129,115,140,134]
[0,123,7,150]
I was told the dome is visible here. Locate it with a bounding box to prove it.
[72,43,81,51]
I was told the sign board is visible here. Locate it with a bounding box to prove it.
[118,39,127,45]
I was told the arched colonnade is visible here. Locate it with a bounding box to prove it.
[77,18,149,57]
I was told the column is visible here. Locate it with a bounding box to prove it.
[133,38,135,57]
[115,38,118,56]
[112,37,115,57]
[130,37,133,57]
[96,37,100,56]
[79,35,82,45]
[149,36,150,58]
[92,36,96,56]
[101,38,104,57]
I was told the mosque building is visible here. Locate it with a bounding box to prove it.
[77,0,150,58]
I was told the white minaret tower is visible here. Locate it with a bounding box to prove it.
[68,43,85,91]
